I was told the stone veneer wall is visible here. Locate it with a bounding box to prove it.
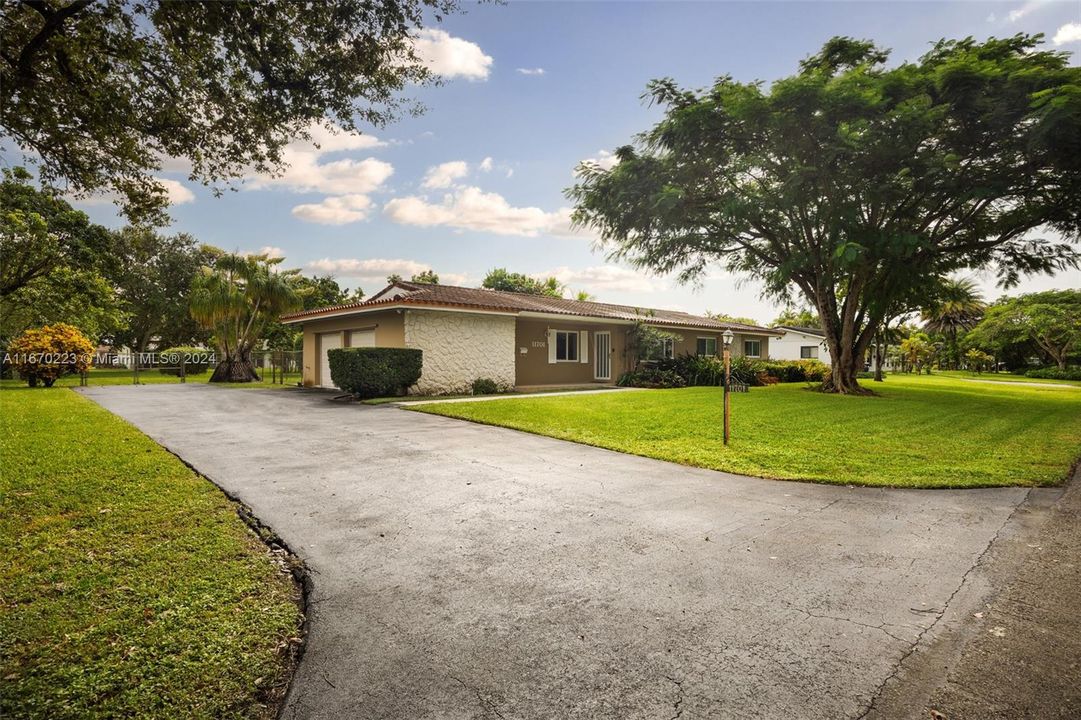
[404,310,516,394]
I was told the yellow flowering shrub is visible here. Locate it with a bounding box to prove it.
[7,323,95,387]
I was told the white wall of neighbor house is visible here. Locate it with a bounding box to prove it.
[770,330,831,364]
[404,309,516,394]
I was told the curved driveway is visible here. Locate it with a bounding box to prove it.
[81,385,1032,720]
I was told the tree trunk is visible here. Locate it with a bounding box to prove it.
[873,333,884,382]
[209,347,260,383]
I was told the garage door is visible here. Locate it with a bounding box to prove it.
[318,332,342,389]
[350,330,375,347]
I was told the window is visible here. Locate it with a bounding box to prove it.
[555,330,579,362]
[648,338,675,361]
[696,337,718,356]
[800,345,818,359]
[744,340,761,358]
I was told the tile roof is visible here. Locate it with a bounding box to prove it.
[776,325,826,337]
[282,281,780,334]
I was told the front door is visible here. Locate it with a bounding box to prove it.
[594,331,611,380]
[318,332,342,388]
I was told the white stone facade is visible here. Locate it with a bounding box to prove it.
[404,310,516,394]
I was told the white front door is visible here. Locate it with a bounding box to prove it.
[594,331,611,380]
[318,332,342,388]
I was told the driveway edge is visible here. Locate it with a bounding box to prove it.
[154,442,313,720]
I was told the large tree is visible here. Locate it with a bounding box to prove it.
[110,227,216,353]
[569,35,1081,393]
[1,0,461,223]
[482,268,564,297]
[966,290,1080,370]
[189,252,300,382]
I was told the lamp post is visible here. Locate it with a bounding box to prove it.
[722,329,734,445]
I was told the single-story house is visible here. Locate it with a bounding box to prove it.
[770,325,832,364]
[280,281,783,393]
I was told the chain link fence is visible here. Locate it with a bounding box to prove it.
[73,350,303,386]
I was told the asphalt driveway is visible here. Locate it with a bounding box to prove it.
[81,385,1036,719]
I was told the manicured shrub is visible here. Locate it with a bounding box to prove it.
[470,377,507,395]
[1025,366,1081,381]
[6,323,95,387]
[617,368,687,388]
[328,347,422,398]
[158,346,213,376]
[652,353,726,386]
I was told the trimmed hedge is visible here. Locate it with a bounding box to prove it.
[1025,366,1081,381]
[158,346,213,376]
[617,368,687,389]
[328,347,422,398]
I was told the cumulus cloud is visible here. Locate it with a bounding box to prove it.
[1006,0,1043,22]
[1053,22,1081,45]
[479,157,494,172]
[70,177,195,208]
[542,265,662,294]
[259,246,286,259]
[516,67,545,76]
[308,257,431,278]
[580,149,620,172]
[412,29,492,80]
[291,194,373,225]
[421,160,470,189]
[383,186,586,238]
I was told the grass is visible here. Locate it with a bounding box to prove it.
[0,388,303,719]
[934,369,1081,387]
[0,368,303,390]
[410,373,1081,488]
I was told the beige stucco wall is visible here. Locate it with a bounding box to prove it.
[644,327,772,360]
[299,310,405,387]
[515,319,630,386]
[404,309,516,394]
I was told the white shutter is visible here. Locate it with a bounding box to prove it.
[579,331,589,363]
[547,330,557,364]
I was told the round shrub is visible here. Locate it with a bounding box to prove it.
[158,346,213,376]
[328,347,423,399]
[471,377,503,395]
[6,323,95,387]
[617,368,687,388]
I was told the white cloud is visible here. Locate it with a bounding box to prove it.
[291,194,373,225]
[1053,22,1081,45]
[421,160,469,189]
[542,265,662,294]
[157,178,195,205]
[383,186,587,238]
[69,177,195,208]
[411,29,492,80]
[308,257,431,278]
[479,157,494,172]
[516,67,545,76]
[259,246,285,259]
[986,12,997,22]
[1006,1,1043,23]
[580,149,620,172]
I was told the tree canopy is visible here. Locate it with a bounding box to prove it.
[966,290,1080,369]
[569,34,1081,393]
[1,0,461,223]
[482,268,564,297]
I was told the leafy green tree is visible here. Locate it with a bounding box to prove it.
[625,314,681,369]
[900,332,937,374]
[772,307,821,329]
[110,228,216,353]
[482,268,564,297]
[189,253,300,382]
[386,273,404,284]
[706,311,761,327]
[0,265,126,343]
[920,278,985,369]
[569,35,1081,394]
[0,167,113,297]
[410,270,440,284]
[966,290,1080,370]
[574,290,595,302]
[1,0,462,223]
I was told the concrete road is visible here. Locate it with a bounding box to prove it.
[80,385,1034,720]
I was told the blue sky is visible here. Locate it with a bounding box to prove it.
[70,1,1081,322]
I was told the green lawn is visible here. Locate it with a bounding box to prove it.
[934,369,1081,387]
[410,373,1081,488]
[0,388,303,719]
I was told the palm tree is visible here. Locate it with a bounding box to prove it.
[921,278,985,369]
[190,252,300,382]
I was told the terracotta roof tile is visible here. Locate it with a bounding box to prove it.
[281,281,780,334]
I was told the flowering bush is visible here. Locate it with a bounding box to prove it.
[7,323,95,387]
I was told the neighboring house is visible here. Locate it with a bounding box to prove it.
[280,281,782,393]
[771,325,832,365]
